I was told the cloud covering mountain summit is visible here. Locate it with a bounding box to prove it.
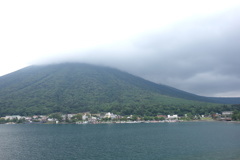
[1,0,240,97]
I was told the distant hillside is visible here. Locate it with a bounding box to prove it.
[0,63,239,116]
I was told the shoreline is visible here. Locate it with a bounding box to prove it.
[2,119,240,125]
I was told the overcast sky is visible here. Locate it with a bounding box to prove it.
[1,0,240,97]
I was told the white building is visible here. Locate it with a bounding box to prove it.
[47,118,55,122]
[4,115,22,120]
[104,112,117,119]
[104,112,111,118]
[222,111,233,116]
[67,114,76,119]
[167,115,178,119]
[82,115,88,120]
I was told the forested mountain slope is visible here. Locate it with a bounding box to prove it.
[0,63,239,116]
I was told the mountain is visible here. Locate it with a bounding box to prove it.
[0,63,239,116]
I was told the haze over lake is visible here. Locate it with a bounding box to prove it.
[0,122,240,160]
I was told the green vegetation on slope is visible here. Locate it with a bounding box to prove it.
[0,63,239,116]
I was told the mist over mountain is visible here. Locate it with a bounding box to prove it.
[0,63,239,116]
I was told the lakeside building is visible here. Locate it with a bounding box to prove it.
[4,115,23,120]
[2,110,236,124]
[167,115,178,119]
[104,112,117,119]
[221,111,233,121]
[62,114,76,121]
[82,114,88,121]
[222,111,233,116]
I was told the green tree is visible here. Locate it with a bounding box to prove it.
[232,111,240,121]
[0,118,6,124]
[120,116,127,121]
[101,117,111,121]
[154,116,160,121]
[17,118,26,124]
[49,113,63,122]
[159,117,165,121]
[131,115,138,121]
[71,113,83,122]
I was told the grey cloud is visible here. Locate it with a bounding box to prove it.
[35,8,240,97]
[121,10,240,97]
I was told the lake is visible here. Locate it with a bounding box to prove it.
[0,122,240,160]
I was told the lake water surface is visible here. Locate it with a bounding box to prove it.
[0,122,240,160]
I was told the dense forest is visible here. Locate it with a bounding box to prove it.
[0,63,239,116]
